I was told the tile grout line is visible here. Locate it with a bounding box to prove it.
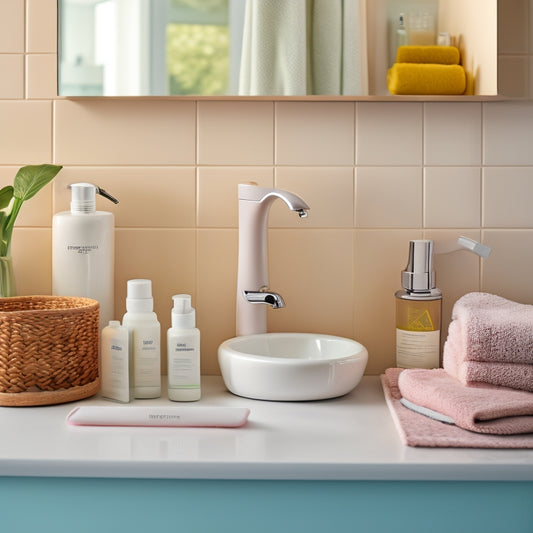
[23,0,27,100]
[272,101,277,187]
[51,100,56,166]
[352,103,357,339]
[479,102,485,292]
[194,100,200,316]
[421,102,426,231]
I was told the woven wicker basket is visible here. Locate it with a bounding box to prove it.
[0,295,100,406]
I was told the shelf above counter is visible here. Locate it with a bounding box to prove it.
[1,376,533,481]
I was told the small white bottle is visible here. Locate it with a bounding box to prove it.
[52,183,118,328]
[122,279,161,399]
[101,320,131,403]
[167,294,201,402]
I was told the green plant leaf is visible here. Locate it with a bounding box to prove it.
[13,164,62,202]
[0,186,13,210]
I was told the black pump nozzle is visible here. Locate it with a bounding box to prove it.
[96,186,119,204]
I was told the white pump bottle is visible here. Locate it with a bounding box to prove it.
[122,279,161,399]
[167,294,201,401]
[52,183,118,328]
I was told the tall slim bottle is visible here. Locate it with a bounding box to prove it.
[122,279,161,399]
[395,240,442,369]
[52,183,118,328]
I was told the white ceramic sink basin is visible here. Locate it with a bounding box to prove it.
[218,333,368,401]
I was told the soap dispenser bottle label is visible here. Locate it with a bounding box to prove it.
[168,334,200,390]
[396,329,440,368]
[395,295,441,369]
[132,328,161,388]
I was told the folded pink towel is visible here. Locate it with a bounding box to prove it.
[443,292,533,364]
[398,368,533,435]
[381,368,533,448]
[444,355,533,392]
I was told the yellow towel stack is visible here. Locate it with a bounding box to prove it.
[387,45,466,96]
[396,45,460,64]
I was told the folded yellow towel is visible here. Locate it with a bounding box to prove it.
[387,63,466,95]
[396,45,460,65]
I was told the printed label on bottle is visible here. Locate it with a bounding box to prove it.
[168,339,200,389]
[133,333,160,387]
[110,343,127,386]
[101,336,129,402]
[66,244,99,255]
[396,329,440,369]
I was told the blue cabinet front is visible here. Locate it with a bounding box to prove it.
[1,477,532,533]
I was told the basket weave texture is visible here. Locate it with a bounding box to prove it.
[0,296,100,406]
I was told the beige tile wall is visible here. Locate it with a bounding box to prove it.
[1,0,533,376]
[498,0,533,97]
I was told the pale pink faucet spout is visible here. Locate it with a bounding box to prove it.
[236,183,309,337]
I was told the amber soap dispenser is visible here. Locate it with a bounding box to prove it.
[395,240,441,369]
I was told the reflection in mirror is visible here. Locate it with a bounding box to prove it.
[59,0,238,96]
[370,0,497,96]
[238,1,368,95]
[58,0,368,96]
[58,0,498,98]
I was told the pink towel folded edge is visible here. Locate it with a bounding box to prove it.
[381,368,533,448]
[445,292,533,365]
[398,368,533,435]
[444,353,533,393]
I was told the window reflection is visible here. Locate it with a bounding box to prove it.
[59,0,241,96]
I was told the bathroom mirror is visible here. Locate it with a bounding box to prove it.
[57,0,498,99]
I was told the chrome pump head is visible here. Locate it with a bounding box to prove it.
[401,239,435,293]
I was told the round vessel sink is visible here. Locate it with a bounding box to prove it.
[218,333,368,401]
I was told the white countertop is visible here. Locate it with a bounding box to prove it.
[1,376,533,481]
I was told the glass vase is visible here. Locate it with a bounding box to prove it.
[0,256,16,297]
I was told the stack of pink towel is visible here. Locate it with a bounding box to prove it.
[443,292,533,392]
[383,293,533,443]
[397,367,533,435]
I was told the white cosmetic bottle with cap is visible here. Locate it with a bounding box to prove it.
[167,294,201,402]
[122,279,161,399]
[52,183,118,328]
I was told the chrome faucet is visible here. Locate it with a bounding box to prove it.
[236,183,309,336]
[243,288,285,309]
